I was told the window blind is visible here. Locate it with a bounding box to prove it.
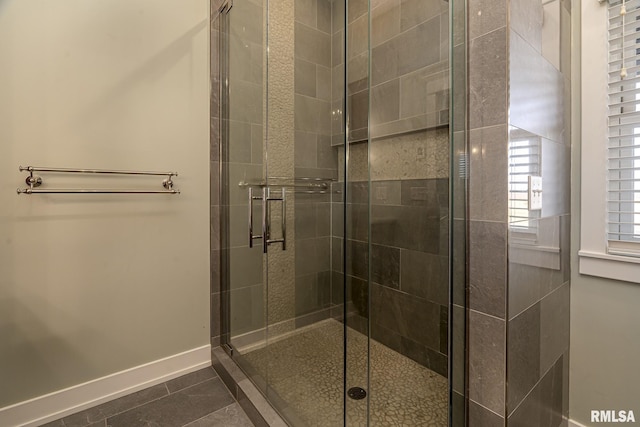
[608,0,640,255]
[508,130,541,233]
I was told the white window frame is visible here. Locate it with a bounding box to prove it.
[579,0,640,283]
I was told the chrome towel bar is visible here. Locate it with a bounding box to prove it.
[16,166,180,195]
[17,189,180,195]
[18,166,178,176]
[239,181,328,190]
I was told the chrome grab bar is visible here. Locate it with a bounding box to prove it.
[264,187,286,251]
[16,166,179,195]
[248,187,264,248]
[244,177,333,253]
[238,176,335,193]
[248,187,254,247]
[281,188,287,250]
[239,181,328,191]
[262,187,269,253]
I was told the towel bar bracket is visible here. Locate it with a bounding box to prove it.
[25,173,42,188]
[162,178,174,190]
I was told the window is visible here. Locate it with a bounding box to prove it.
[579,0,640,283]
[607,0,640,256]
[509,129,541,234]
[508,127,561,270]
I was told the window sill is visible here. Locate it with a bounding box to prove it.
[578,250,640,284]
[511,243,561,270]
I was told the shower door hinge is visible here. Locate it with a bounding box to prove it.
[223,343,234,356]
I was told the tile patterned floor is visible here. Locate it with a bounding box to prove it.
[240,319,448,426]
[41,367,254,427]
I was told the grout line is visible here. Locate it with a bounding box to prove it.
[179,402,244,427]
[507,351,566,418]
[104,378,232,425]
[98,385,173,426]
[470,399,505,419]
[102,374,220,426]
[468,123,509,133]
[174,377,219,394]
[468,218,509,225]
[59,383,174,426]
[508,279,569,321]
[216,373,242,404]
[214,362,240,403]
[468,307,506,322]
[167,368,220,395]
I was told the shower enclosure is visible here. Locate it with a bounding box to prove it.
[215,0,467,423]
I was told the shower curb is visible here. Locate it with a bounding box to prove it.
[211,347,288,427]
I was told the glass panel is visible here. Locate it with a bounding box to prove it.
[228,0,349,424]
[365,0,462,424]
[450,0,468,423]
[343,0,370,423]
[220,0,269,394]
[220,0,468,422]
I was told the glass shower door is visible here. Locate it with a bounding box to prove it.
[220,0,268,384]
[219,0,467,423]
[221,0,349,423]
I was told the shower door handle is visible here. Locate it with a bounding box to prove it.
[248,186,287,253]
[264,187,287,253]
[261,187,268,253]
[248,187,264,248]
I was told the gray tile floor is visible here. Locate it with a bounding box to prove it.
[41,367,254,427]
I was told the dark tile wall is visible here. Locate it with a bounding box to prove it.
[506,0,571,421]
[466,0,571,422]
[293,0,338,325]
[221,0,266,339]
[212,0,268,344]
[331,173,450,377]
[330,6,453,371]
[336,0,450,146]
[468,310,506,416]
[467,0,508,419]
[450,0,467,412]
[331,0,346,147]
[507,355,566,427]
[469,400,506,427]
[369,0,450,138]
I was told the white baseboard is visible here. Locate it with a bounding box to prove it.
[0,345,211,427]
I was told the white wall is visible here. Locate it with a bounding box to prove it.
[0,0,210,409]
[571,0,640,424]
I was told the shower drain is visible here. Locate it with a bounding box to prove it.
[347,387,367,400]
